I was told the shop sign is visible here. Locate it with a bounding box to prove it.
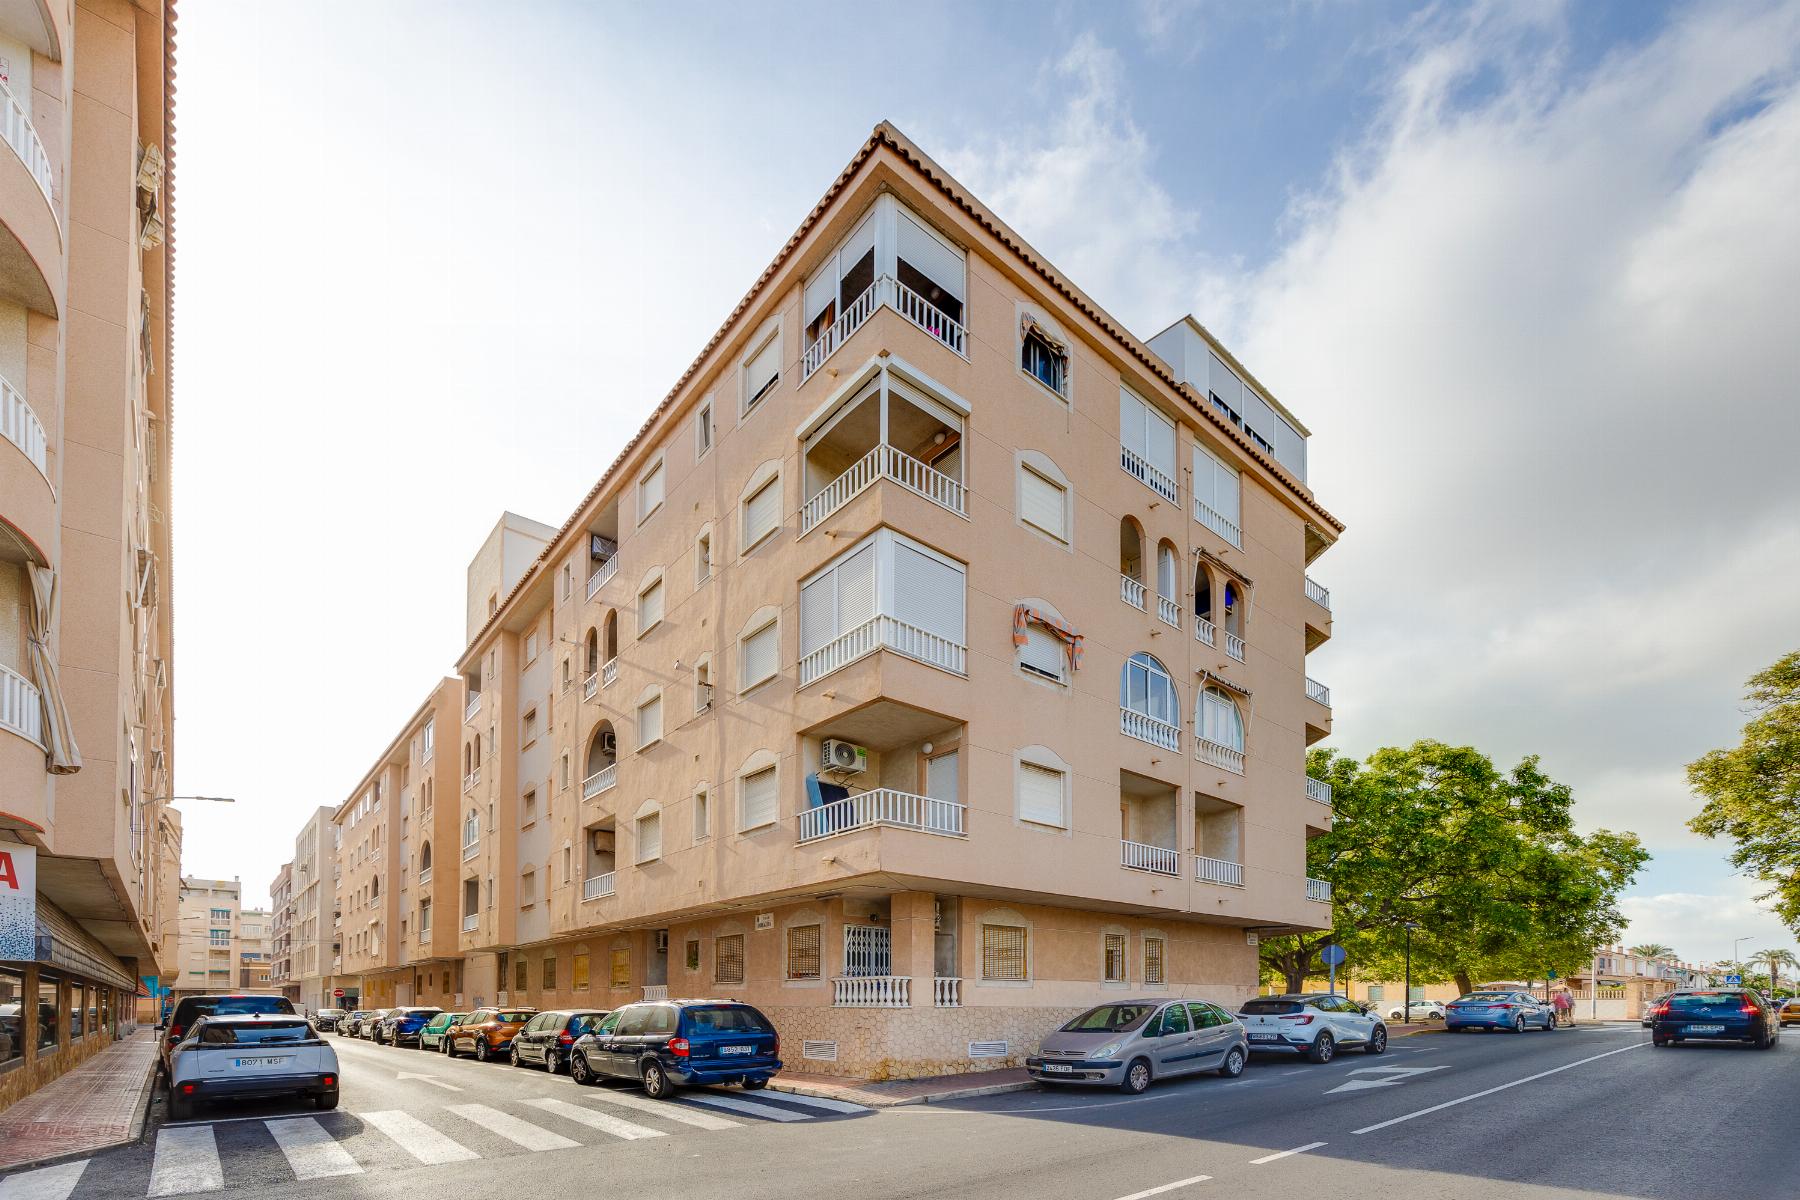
[0,838,35,960]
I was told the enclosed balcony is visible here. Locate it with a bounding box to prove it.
[1120,652,1180,751]
[585,504,620,599]
[800,366,967,534]
[799,529,966,686]
[1119,772,1179,877]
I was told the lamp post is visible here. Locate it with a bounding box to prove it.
[1402,922,1420,1022]
[152,795,238,804]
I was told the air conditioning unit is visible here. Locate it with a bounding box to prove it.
[588,829,612,853]
[820,740,868,774]
[653,930,669,952]
[599,731,617,755]
[934,899,943,932]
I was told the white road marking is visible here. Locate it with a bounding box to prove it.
[359,1110,480,1164]
[519,1098,665,1140]
[1112,1174,1211,1199]
[0,1160,88,1200]
[1325,1065,1450,1094]
[751,1090,868,1114]
[395,1072,463,1091]
[444,1104,578,1151]
[264,1118,362,1180]
[1353,1042,1647,1135]
[1249,1141,1326,1164]
[580,1088,741,1130]
[148,1126,223,1197]
[678,1092,811,1122]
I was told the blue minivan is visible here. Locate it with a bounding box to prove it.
[568,1000,781,1098]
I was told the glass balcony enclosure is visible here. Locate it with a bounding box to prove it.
[799,528,967,686]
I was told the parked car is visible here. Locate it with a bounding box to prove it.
[1445,990,1558,1034]
[447,1007,537,1062]
[1650,990,1780,1049]
[1779,999,1800,1028]
[569,1000,780,1097]
[339,1011,373,1037]
[419,1011,465,1051]
[1239,994,1388,1063]
[312,1008,348,1033]
[1382,1000,1445,1023]
[1642,996,1673,1027]
[167,1013,339,1121]
[1027,999,1248,1094]
[376,1006,443,1047]
[359,1009,392,1040]
[512,1009,609,1073]
[159,994,296,1072]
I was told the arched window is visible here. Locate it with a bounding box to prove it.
[585,720,617,775]
[584,627,599,675]
[1120,652,1178,726]
[463,743,471,775]
[473,736,482,768]
[1223,581,1243,637]
[1198,685,1244,751]
[1195,563,1213,622]
[1119,518,1144,582]
[419,842,432,872]
[463,809,480,847]
[370,876,380,900]
[603,610,619,661]
[1156,542,1179,603]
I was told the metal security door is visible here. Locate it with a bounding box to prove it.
[843,925,891,977]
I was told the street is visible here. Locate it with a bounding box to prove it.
[1,1023,1791,1200]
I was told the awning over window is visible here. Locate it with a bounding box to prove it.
[1020,314,1067,357]
[27,564,81,774]
[1012,605,1083,670]
[1200,669,1251,698]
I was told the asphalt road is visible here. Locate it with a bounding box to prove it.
[3,1022,1793,1200]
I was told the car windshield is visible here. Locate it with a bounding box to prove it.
[685,1006,772,1033]
[1457,992,1514,1003]
[197,1021,311,1045]
[1239,999,1302,1015]
[1060,1004,1156,1033]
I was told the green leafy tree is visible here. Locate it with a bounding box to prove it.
[1689,651,1800,934]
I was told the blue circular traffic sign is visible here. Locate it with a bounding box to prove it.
[1321,944,1347,967]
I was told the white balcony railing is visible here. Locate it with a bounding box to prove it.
[602,657,619,687]
[461,840,478,862]
[1155,595,1182,629]
[1194,498,1243,548]
[1195,615,1216,647]
[0,663,43,746]
[797,788,966,843]
[801,444,967,534]
[1306,677,1332,706]
[1121,839,1180,876]
[799,614,966,687]
[642,985,669,1001]
[1196,738,1245,775]
[1120,443,1178,503]
[0,374,47,477]
[462,769,479,792]
[1120,575,1146,610]
[419,866,433,886]
[832,975,911,1008]
[934,977,962,1008]
[1305,576,1331,610]
[1225,631,1246,662]
[1120,707,1180,752]
[1195,855,1244,887]
[1306,777,1333,806]
[801,275,967,381]
[582,764,616,800]
[0,79,55,210]
[582,672,598,700]
[582,872,615,901]
[464,694,481,721]
[588,555,619,599]
[1306,877,1333,903]
[417,927,429,944]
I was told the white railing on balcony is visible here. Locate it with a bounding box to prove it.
[1306,777,1333,806]
[1196,738,1246,775]
[464,694,481,721]
[799,614,966,686]
[797,788,966,843]
[802,276,967,380]
[582,672,598,700]
[460,914,479,933]
[583,872,615,900]
[0,663,42,746]
[419,866,432,886]
[0,80,54,210]
[1194,498,1243,548]
[801,443,966,533]
[1306,877,1333,903]
[588,555,619,599]
[461,840,478,862]
[642,985,669,1001]
[462,769,479,792]
[1225,631,1246,662]
[1306,677,1332,706]
[833,976,911,1008]
[418,926,430,944]
[0,374,47,477]
[582,764,617,800]
[1155,595,1182,629]
[1195,855,1245,887]
[1121,839,1181,876]
[1120,707,1180,751]
[1305,576,1332,610]
[602,657,619,687]
[934,977,962,1008]
[1120,575,1146,610]
[1195,614,1216,647]
[1120,443,1178,503]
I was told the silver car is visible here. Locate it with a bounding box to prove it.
[1027,998,1249,1094]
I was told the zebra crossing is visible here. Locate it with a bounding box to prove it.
[0,1087,868,1200]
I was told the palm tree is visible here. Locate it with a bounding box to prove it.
[1763,949,1799,991]
[1628,943,1674,960]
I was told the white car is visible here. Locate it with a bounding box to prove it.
[1239,994,1388,1063]
[168,1013,339,1121]
[1383,1001,1445,1022]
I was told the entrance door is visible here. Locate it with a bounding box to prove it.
[843,925,891,977]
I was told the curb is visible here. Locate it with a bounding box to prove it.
[0,1049,160,1176]
[769,1077,1036,1108]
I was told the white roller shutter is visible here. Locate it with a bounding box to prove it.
[639,579,664,631]
[744,337,781,406]
[638,462,664,518]
[1017,763,1065,827]
[1209,352,1243,411]
[800,576,834,656]
[804,265,836,325]
[1119,388,1146,458]
[742,622,778,687]
[1146,404,1177,481]
[741,766,778,830]
[743,476,781,547]
[837,544,876,629]
[1019,466,1067,540]
[893,542,965,643]
[1019,624,1067,682]
[635,811,661,861]
[637,695,663,747]
[926,751,959,806]
[895,210,966,302]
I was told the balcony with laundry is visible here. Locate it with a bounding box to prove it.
[799,361,968,536]
[585,502,620,600]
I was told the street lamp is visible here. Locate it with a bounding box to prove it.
[1402,922,1420,1021]
[152,795,238,804]
[1733,936,1756,972]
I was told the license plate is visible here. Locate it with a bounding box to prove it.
[233,1056,289,1069]
[1686,1024,1726,1033]
[719,1045,753,1055]
[1042,1063,1073,1073]
[1250,1032,1277,1041]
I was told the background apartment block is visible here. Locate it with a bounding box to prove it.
[172,877,237,1000]
[237,907,269,988]
[268,861,294,1000]
[316,124,1341,1078]
[289,805,349,1012]
[0,0,179,1113]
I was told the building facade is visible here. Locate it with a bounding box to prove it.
[237,907,269,988]
[319,124,1342,1078]
[0,0,179,1113]
[268,861,294,1001]
[289,806,348,1012]
[171,877,237,1000]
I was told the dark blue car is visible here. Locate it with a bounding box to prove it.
[1651,990,1779,1049]
[568,1000,781,1098]
[375,1005,443,1047]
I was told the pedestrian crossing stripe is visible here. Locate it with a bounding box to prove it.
[263,1118,359,1180]
[682,1092,811,1122]
[443,1103,579,1151]
[519,1097,666,1140]
[147,1126,222,1198]
[0,1160,88,1200]
[358,1111,481,1164]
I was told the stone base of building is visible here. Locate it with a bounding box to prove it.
[761,1003,1087,1080]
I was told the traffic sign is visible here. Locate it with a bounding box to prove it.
[1321,944,1347,966]
[334,988,345,997]
[1547,970,1558,979]
[1725,974,1742,985]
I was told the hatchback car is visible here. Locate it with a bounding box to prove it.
[1382,1000,1446,1022]
[1239,994,1388,1062]
[1778,999,1800,1028]
[421,1011,467,1051]
[167,1013,339,1121]
[359,1009,392,1040]
[1650,990,1780,1048]
[1444,990,1558,1033]
[1027,999,1247,1094]
[376,1006,443,1047]
[159,994,296,1073]
[313,1008,348,1033]
[340,1010,373,1037]
[570,1000,780,1097]
[447,1007,537,1061]
[512,1009,608,1073]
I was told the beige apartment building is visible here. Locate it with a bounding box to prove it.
[0,0,180,1112]
[324,123,1341,1078]
[268,860,294,1000]
[238,907,269,988]
[171,877,236,1000]
[289,805,350,1012]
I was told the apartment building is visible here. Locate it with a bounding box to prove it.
[238,907,269,988]
[323,123,1342,1077]
[268,861,294,1000]
[172,878,238,1000]
[289,805,349,1012]
[0,0,180,1111]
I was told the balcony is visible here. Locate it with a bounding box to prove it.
[800,443,966,534]
[1306,677,1332,706]
[802,274,967,381]
[0,663,42,746]
[582,672,598,700]
[1119,707,1180,752]
[1195,855,1244,887]
[0,80,54,211]
[461,913,479,932]
[602,657,618,688]
[418,866,432,885]
[462,768,479,792]
[1305,576,1331,610]
[1196,738,1245,775]
[1155,595,1182,629]
[1119,575,1146,611]
[799,614,965,687]
[1194,498,1242,549]
[588,555,619,599]
[933,977,962,1008]
[1224,631,1246,662]
[797,788,966,844]
[582,872,615,901]
[417,927,429,944]
[582,764,617,800]
[461,840,478,862]
[464,693,481,722]
[1120,443,1178,503]
[1,373,47,477]
[1195,615,1216,647]
[1306,777,1333,806]
[1306,877,1333,903]
[832,976,911,1008]
[642,985,669,1001]
[1120,839,1180,877]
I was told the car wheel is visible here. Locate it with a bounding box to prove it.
[316,1091,339,1111]
[570,1053,594,1086]
[510,1045,524,1068]
[1308,1033,1336,1064]
[1364,1026,1388,1055]
[743,1076,769,1090]
[442,1037,455,1056]
[1217,1047,1246,1078]
[642,1060,672,1099]
[1512,1016,1527,1035]
[475,1038,491,1063]
[1118,1058,1153,1094]
[1652,1035,1668,1047]
[167,1092,192,1123]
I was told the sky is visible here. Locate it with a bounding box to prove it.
[169,1,1800,967]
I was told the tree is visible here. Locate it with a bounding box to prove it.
[1764,948,1799,990]
[1628,943,1674,960]
[1689,651,1800,935]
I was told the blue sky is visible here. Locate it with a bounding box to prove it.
[171,0,1800,967]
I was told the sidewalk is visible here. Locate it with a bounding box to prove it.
[772,1067,1032,1107]
[0,1029,160,1172]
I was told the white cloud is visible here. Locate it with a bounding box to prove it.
[1621,877,1799,968]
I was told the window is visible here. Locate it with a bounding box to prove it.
[542,953,557,989]
[525,632,539,663]
[1156,543,1179,607]
[787,925,822,980]
[463,810,479,847]
[562,845,572,883]
[637,693,663,749]
[573,951,591,990]
[522,709,539,746]
[740,765,778,831]
[1198,686,1245,751]
[1021,328,1067,395]
[520,870,536,907]
[694,787,710,840]
[695,530,712,584]
[1192,444,1242,547]
[1121,652,1179,727]
[0,967,22,1067]
[638,459,665,523]
[1120,387,1178,501]
[610,947,630,988]
[1019,622,1068,683]
[210,908,230,921]
[422,718,434,760]
[1367,984,1385,1002]
[694,657,713,712]
[560,753,571,789]
[638,577,664,635]
[740,620,778,690]
[685,938,701,972]
[521,790,537,826]
[1144,936,1165,985]
[982,924,1028,981]
[696,400,714,458]
[635,807,662,862]
[715,933,746,984]
[741,475,781,550]
[515,956,529,992]
[1018,463,1069,542]
[1104,933,1127,983]
[561,563,572,599]
[1017,761,1066,828]
[743,333,781,411]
